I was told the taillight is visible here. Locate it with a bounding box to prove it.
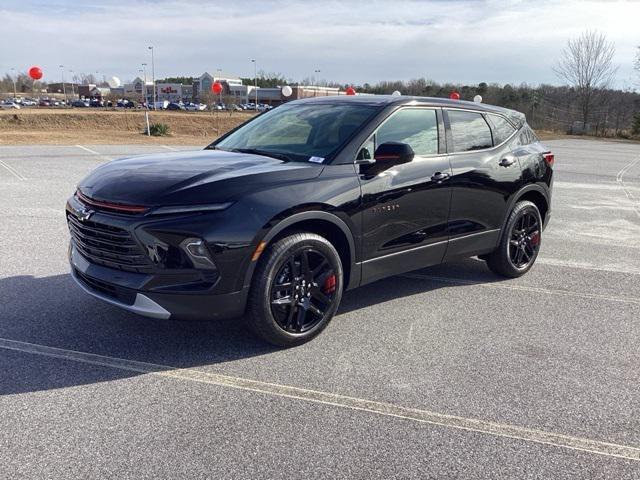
[543,152,554,167]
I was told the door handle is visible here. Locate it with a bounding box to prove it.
[431,172,450,182]
[499,158,515,167]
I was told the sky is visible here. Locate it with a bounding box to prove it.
[0,0,638,89]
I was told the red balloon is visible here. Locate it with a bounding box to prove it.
[345,86,356,96]
[28,66,43,80]
[449,91,460,100]
[212,82,223,94]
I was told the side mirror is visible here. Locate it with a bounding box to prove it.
[374,142,415,166]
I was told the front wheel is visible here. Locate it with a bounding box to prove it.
[247,232,343,347]
[485,200,542,278]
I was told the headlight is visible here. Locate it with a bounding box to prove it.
[180,238,217,270]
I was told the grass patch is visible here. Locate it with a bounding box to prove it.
[146,122,170,136]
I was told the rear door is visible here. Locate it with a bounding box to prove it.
[358,107,452,285]
[443,109,522,261]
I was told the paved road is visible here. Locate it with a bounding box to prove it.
[0,140,639,479]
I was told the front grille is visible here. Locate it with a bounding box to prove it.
[67,213,154,273]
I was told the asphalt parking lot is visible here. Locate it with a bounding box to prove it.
[0,139,639,479]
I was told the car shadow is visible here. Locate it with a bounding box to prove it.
[0,257,507,396]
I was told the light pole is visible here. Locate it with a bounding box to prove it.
[59,65,67,104]
[10,68,17,99]
[141,63,148,106]
[313,69,321,96]
[216,68,223,107]
[251,59,258,110]
[69,69,75,98]
[148,46,156,109]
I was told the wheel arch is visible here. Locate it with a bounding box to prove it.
[501,184,550,234]
[242,211,359,291]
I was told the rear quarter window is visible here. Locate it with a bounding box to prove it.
[514,126,539,146]
[486,114,516,145]
[448,110,493,152]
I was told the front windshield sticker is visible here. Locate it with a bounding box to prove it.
[309,156,325,164]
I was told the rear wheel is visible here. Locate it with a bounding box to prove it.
[247,232,343,346]
[485,200,542,278]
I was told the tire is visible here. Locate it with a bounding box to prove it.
[246,232,344,347]
[485,200,542,278]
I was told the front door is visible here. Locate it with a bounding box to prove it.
[357,107,452,285]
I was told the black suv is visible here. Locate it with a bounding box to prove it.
[66,96,553,346]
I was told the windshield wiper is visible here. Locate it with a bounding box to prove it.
[230,148,292,162]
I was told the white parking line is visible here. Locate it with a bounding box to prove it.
[0,337,639,462]
[616,157,640,218]
[75,145,112,161]
[536,257,640,276]
[401,273,640,306]
[0,159,27,180]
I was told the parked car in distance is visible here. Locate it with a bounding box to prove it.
[66,95,553,346]
[72,100,89,107]
[0,101,21,109]
[116,99,136,108]
[167,102,185,111]
[185,103,207,111]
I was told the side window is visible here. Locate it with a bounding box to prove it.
[448,110,493,152]
[376,109,438,156]
[486,114,516,145]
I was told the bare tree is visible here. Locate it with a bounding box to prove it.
[554,30,617,127]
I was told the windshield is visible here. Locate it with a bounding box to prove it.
[210,103,378,162]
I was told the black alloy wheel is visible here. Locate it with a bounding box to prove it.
[270,247,337,333]
[508,210,540,269]
[247,232,343,346]
[485,200,542,278]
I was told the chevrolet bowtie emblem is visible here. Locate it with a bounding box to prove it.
[77,207,94,222]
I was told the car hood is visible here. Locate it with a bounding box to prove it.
[78,149,323,206]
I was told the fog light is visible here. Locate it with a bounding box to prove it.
[180,238,217,270]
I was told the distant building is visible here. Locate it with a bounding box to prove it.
[156,83,192,103]
[77,84,111,99]
[123,77,153,102]
[77,84,96,98]
[193,71,242,102]
[46,82,80,95]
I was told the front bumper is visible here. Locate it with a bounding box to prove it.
[69,244,249,321]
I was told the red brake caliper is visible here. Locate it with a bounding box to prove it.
[322,274,336,294]
[530,231,540,247]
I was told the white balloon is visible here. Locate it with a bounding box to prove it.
[473,95,483,103]
[391,90,401,96]
[108,76,121,88]
[281,85,293,97]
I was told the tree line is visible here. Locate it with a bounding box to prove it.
[2,31,639,136]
